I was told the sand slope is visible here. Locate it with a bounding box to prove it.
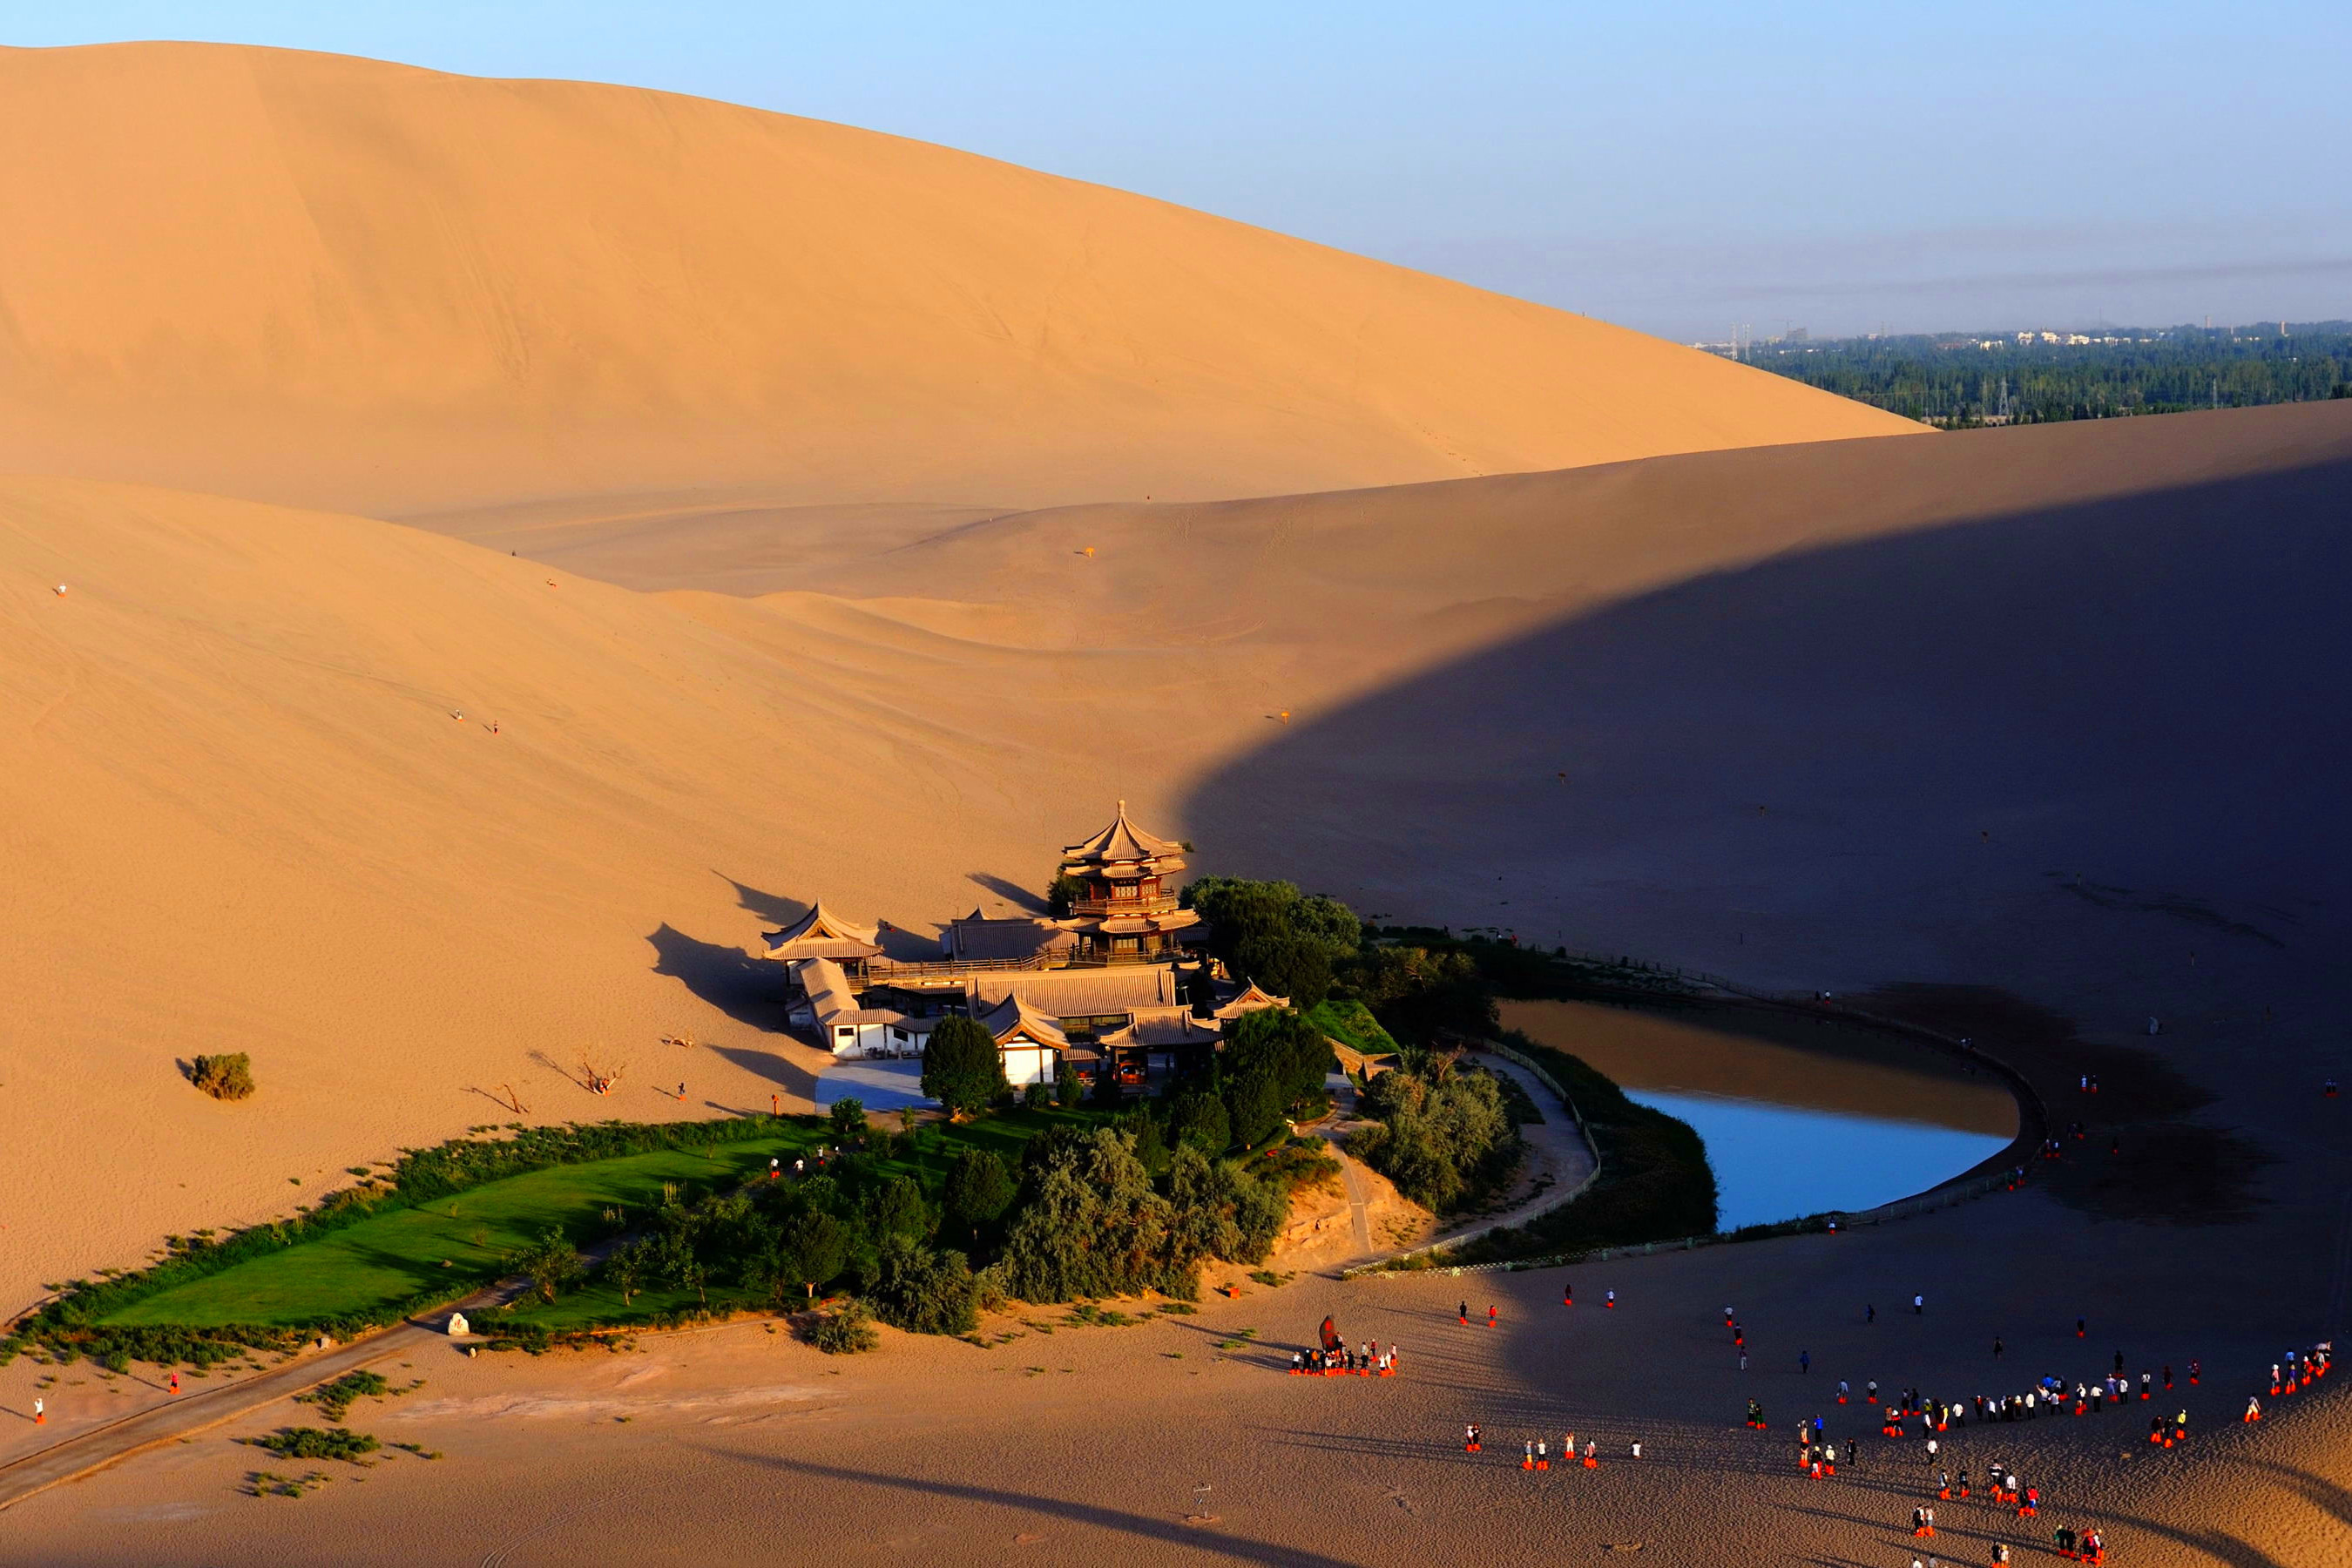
[5,403,2344,1317]
[0,42,1914,520]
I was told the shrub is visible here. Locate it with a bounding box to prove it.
[189,1054,256,1101]
[922,1016,1010,1118]
[246,1427,379,1463]
[828,1098,868,1144]
[864,1235,979,1335]
[295,1370,392,1422]
[808,1301,877,1355]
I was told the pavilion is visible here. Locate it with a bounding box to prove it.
[765,803,1274,1092]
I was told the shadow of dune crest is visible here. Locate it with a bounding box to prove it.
[1181,447,2352,1009]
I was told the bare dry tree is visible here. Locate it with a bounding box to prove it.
[497,1083,530,1116]
[659,1032,698,1050]
[579,1056,630,1096]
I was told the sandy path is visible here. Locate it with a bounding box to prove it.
[0,1315,453,1515]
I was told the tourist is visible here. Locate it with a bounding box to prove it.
[1563,1281,1573,1307]
[1487,1303,1497,1328]
[1868,1380,1880,1403]
[1606,1289,1616,1309]
[1993,1335,2004,1360]
[2244,1396,2262,1423]
[1867,1303,1876,1324]
[33,1397,44,1425]
[1838,1378,1849,1404]
[1458,1299,1469,1325]
[2076,1316,2086,1339]
[168,1371,179,1396]
[1631,1438,1643,1458]
[1464,1423,1482,1452]
[1915,1293,1925,1315]
[1799,1348,1810,1374]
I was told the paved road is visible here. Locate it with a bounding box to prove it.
[0,1303,481,1514]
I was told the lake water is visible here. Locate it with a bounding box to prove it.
[1501,998,2019,1231]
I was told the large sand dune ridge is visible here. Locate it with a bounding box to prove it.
[0,42,1913,520]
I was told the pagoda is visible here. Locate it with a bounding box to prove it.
[1058,801,1203,964]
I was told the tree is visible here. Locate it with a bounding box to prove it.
[512,1225,585,1305]
[1349,1066,1513,1212]
[1046,872,1086,916]
[1223,1069,1283,1152]
[1166,1091,1232,1156]
[1001,1129,1180,1302]
[1182,876,1362,977]
[922,1016,1009,1119]
[1233,929,1331,1008]
[1055,1058,1085,1107]
[869,1174,929,1240]
[828,1096,868,1145]
[942,1150,1016,1249]
[602,1236,654,1306]
[1226,1007,1336,1110]
[772,1208,851,1300]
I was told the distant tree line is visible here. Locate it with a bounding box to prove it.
[1745,323,2352,428]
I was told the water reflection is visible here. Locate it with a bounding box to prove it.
[1502,999,2019,1230]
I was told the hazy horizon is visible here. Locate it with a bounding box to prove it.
[14,3,2350,342]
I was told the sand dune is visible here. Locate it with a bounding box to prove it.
[4,400,2350,1563]
[6,402,2343,1319]
[0,42,1913,521]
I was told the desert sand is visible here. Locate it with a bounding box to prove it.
[0,43,1910,523]
[3,37,2349,1567]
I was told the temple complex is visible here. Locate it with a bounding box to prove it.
[762,803,1275,1093]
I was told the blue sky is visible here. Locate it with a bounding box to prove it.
[17,2,2350,338]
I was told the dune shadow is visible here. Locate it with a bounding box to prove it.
[693,1450,1371,1567]
[1182,447,2352,1096]
[647,923,789,1031]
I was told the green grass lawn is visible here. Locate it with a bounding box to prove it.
[105,1137,810,1328]
[101,1105,1129,1331]
[1306,998,1401,1058]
